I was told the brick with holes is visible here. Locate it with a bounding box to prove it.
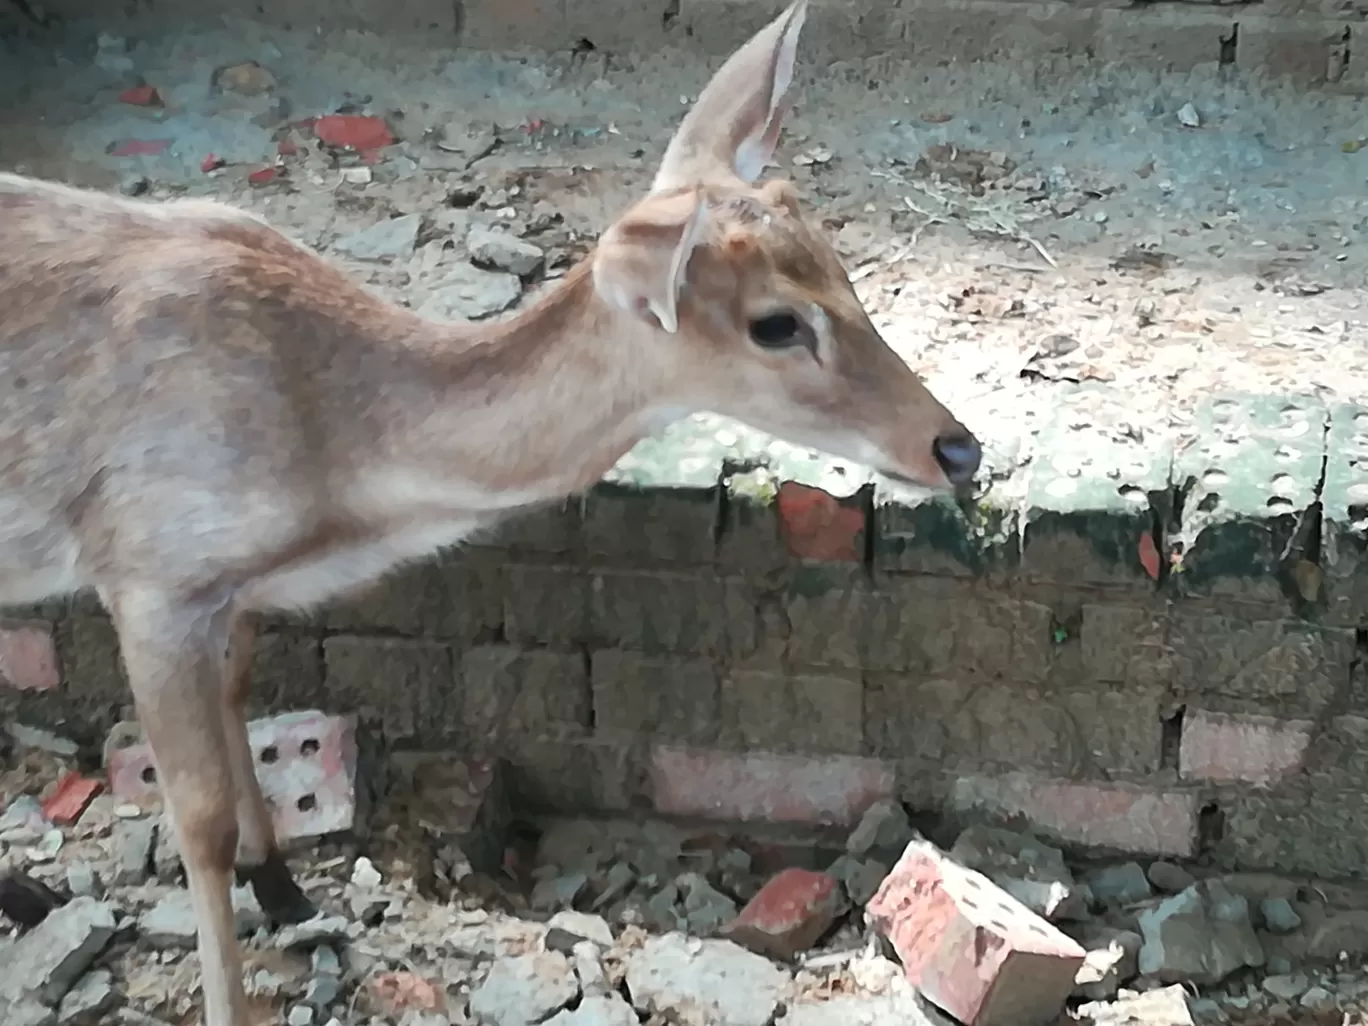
[106,710,359,841]
[866,839,1086,1026]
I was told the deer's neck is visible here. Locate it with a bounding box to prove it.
[341,260,675,524]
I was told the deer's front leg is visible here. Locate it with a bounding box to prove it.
[108,587,249,1026]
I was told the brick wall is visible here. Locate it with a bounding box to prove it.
[4,387,1368,879]
[15,0,1368,90]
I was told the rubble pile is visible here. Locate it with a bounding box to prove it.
[4,716,1368,1026]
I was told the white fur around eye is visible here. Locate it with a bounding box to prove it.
[807,302,832,354]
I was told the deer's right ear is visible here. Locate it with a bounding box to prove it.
[592,190,709,335]
[652,0,807,191]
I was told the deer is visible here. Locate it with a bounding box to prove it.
[0,2,980,1023]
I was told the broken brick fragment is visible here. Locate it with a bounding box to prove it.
[42,772,103,826]
[247,166,280,186]
[866,840,1085,1026]
[118,84,162,107]
[775,481,865,562]
[314,114,393,152]
[200,153,225,173]
[721,868,846,959]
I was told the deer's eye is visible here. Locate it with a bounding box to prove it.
[748,311,803,349]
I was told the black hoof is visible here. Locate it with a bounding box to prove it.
[238,849,318,925]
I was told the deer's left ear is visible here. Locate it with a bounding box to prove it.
[592,189,709,334]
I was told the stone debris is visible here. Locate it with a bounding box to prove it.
[825,854,887,906]
[1137,880,1264,985]
[0,897,115,1007]
[544,993,638,1026]
[845,799,917,857]
[55,969,117,1025]
[1078,985,1194,1025]
[1083,862,1152,906]
[1259,896,1303,934]
[1146,861,1196,894]
[949,824,1086,921]
[138,887,264,949]
[332,214,422,262]
[547,910,614,948]
[626,933,791,1026]
[867,839,1084,1026]
[1070,925,1142,1000]
[467,225,544,278]
[418,265,522,321]
[468,952,578,1026]
[274,914,351,949]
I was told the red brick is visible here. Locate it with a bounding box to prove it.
[1179,709,1311,786]
[950,774,1198,858]
[867,840,1085,1026]
[314,115,393,152]
[41,772,103,826]
[776,482,865,562]
[723,868,847,959]
[0,624,60,691]
[109,710,358,841]
[118,84,162,107]
[650,745,894,827]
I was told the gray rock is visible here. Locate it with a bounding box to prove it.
[7,724,79,757]
[547,911,614,948]
[275,915,350,950]
[826,855,887,907]
[1262,973,1309,1000]
[1,995,57,1026]
[1076,985,1193,1026]
[333,214,422,262]
[467,225,543,277]
[949,824,1085,921]
[56,968,116,1024]
[418,265,521,322]
[1308,909,1368,960]
[1259,897,1302,935]
[469,953,578,1026]
[1071,927,1141,1000]
[644,883,685,933]
[779,992,951,1026]
[543,993,637,1026]
[1300,985,1337,1011]
[1137,880,1264,985]
[1146,862,1196,894]
[304,976,341,1014]
[626,933,790,1026]
[64,863,101,900]
[531,871,588,912]
[152,816,181,882]
[676,872,737,936]
[571,941,609,997]
[846,799,916,857]
[110,818,156,886]
[1085,863,1152,906]
[591,861,637,911]
[287,1006,314,1026]
[0,897,116,1006]
[310,946,342,976]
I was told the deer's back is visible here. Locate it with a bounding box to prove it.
[0,174,409,594]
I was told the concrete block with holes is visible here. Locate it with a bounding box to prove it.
[866,839,1086,1026]
[106,710,359,841]
[1168,391,1326,609]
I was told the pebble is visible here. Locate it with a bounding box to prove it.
[1263,973,1310,1000]
[1147,862,1196,894]
[350,857,382,890]
[1085,863,1152,906]
[275,915,351,950]
[547,910,614,948]
[1260,896,1303,934]
[466,225,544,278]
[531,871,588,912]
[286,1005,314,1026]
[65,863,101,900]
[55,967,116,1024]
[845,799,916,857]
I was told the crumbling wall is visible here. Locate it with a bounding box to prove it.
[3,386,1367,879]
[10,0,1366,90]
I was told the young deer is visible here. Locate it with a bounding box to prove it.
[0,2,978,1022]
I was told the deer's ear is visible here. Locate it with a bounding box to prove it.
[652,0,807,191]
[592,189,709,334]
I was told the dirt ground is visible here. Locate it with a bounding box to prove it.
[3,15,1368,484]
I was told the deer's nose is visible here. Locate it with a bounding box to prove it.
[932,431,982,487]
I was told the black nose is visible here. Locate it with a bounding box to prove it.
[933,432,982,487]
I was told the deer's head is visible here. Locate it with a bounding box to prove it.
[590,0,981,493]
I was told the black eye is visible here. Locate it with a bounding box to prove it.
[748,312,803,349]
